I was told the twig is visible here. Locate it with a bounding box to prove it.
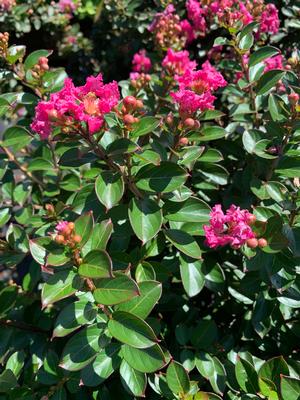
[0,319,48,333]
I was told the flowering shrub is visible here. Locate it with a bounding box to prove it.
[0,1,300,399]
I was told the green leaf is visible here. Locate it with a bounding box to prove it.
[95,171,124,210]
[135,262,156,282]
[6,351,25,378]
[6,45,26,64]
[268,94,289,122]
[41,270,83,308]
[164,229,202,259]
[196,353,226,395]
[0,208,10,228]
[74,212,94,246]
[27,158,54,171]
[94,274,140,305]
[258,356,289,391]
[164,197,210,223]
[281,375,300,400]
[180,255,205,297]
[24,49,52,71]
[128,198,162,244]
[131,116,160,138]
[60,323,105,371]
[107,138,139,156]
[120,360,147,397]
[122,344,166,373]
[53,300,98,338]
[78,250,113,279]
[2,126,32,151]
[0,369,18,392]
[81,344,121,386]
[249,46,280,67]
[166,361,190,395]
[136,162,188,193]
[29,237,70,267]
[0,286,18,317]
[196,126,226,142]
[108,311,158,349]
[194,392,222,400]
[82,219,113,256]
[239,32,254,50]
[117,280,162,319]
[235,357,259,394]
[256,70,286,95]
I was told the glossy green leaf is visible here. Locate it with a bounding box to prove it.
[78,250,113,279]
[94,274,139,305]
[164,229,202,259]
[24,49,52,71]
[120,360,147,397]
[180,255,205,297]
[95,171,124,210]
[258,356,289,391]
[128,198,162,244]
[131,116,160,138]
[108,311,158,348]
[249,46,280,67]
[41,270,83,308]
[235,357,259,393]
[164,197,210,223]
[166,361,190,395]
[29,237,70,267]
[256,70,286,95]
[121,344,166,373]
[281,375,300,400]
[74,212,94,246]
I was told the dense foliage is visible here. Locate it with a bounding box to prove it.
[0,1,300,399]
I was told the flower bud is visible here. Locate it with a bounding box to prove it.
[45,204,55,214]
[258,238,268,248]
[68,222,75,230]
[123,114,135,125]
[183,118,195,128]
[73,234,82,243]
[123,96,137,109]
[179,137,189,146]
[247,214,256,225]
[166,113,174,125]
[135,99,143,109]
[55,235,65,244]
[246,238,258,248]
[288,92,299,105]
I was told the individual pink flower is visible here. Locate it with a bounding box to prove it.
[0,0,16,12]
[31,74,120,138]
[264,55,284,72]
[259,3,280,34]
[204,204,256,249]
[132,50,152,73]
[162,49,197,76]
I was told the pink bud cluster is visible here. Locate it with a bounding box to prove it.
[162,49,197,76]
[31,74,120,139]
[204,204,257,249]
[171,60,227,117]
[149,4,193,50]
[185,0,279,38]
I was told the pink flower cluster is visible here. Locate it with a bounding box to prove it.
[0,0,16,12]
[171,60,227,116]
[162,49,197,76]
[132,50,152,73]
[31,74,120,139]
[264,54,284,72]
[204,204,256,249]
[185,0,279,38]
[58,0,78,13]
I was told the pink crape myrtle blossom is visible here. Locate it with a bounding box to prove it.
[55,221,69,234]
[177,61,227,92]
[58,0,78,13]
[171,60,227,115]
[264,54,284,72]
[186,0,207,35]
[132,50,152,73]
[171,89,216,114]
[162,49,197,76]
[31,74,120,138]
[259,3,280,34]
[0,0,16,12]
[180,19,195,43]
[204,204,256,249]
